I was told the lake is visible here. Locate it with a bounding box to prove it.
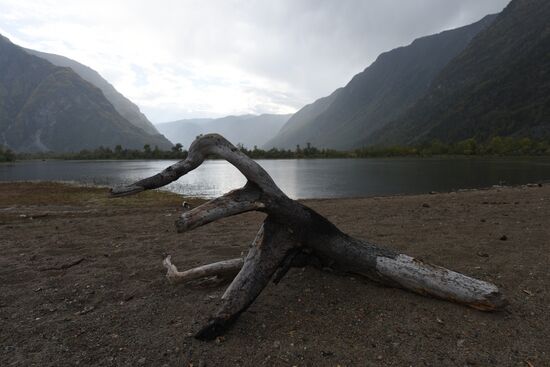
[1,157,550,199]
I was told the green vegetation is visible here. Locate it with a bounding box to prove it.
[16,144,188,161]
[0,146,16,162]
[355,137,550,157]
[14,136,550,162]
[245,137,550,158]
[240,143,349,159]
[0,181,204,209]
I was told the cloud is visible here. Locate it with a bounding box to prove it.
[0,0,510,122]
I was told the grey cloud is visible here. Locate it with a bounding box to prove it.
[0,0,510,120]
[207,0,510,99]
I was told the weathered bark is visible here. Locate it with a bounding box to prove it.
[163,255,243,283]
[111,133,507,340]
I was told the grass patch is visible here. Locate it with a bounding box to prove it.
[0,182,205,208]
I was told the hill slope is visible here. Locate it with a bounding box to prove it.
[370,0,550,145]
[157,114,291,149]
[25,49,164,137]
[266,14,497,150]
[0,35,172,152]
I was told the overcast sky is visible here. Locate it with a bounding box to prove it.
[0,0,509,123]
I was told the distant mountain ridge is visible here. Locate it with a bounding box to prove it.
[25,48,163,137]
[0,35,172,152]
[265,14,497,150]
[157,114,292,149]
[368,0,550,145]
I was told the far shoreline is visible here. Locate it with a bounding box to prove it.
[5,154,550,162]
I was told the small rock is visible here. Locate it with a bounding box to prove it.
[74,306,95,316]
[422,203,430,208]
[456,339,465,347]
[476,252,489,258]
[273,340,281,349]
[137,357,146,364]
[522,289,534,296]
[500,235,508,241]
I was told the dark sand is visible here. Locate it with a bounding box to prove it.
[0,182,549,366]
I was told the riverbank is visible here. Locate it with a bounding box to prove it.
[1,182,549,366]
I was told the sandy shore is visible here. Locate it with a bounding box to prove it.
[0,182,549,366]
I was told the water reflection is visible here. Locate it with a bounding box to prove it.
[1,157,550,199]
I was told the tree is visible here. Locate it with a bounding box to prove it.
[0,146,16,162]
[455,138,477,155]
[487,137,505,155]
[111,134,506,341]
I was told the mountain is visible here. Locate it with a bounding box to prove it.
[25,49,163,137]
[368,0,550,145]
[156,114,292,149]
[0,35,172,152]
[265,14,497,150]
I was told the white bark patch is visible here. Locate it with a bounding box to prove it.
[376,254,501,309]
[163,255,243,283]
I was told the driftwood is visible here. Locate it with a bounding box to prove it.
[110,134,507,340]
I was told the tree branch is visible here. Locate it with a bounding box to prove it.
[175,183,265,233]
[195,219,299,340]
[163,255,243,283]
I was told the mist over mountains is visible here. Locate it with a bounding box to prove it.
[268,0,550,150]
[368,0,550,146]
[156,114,291,149]
[0,35,172,152]
[1,0,547,154]
[25,49,163,137]
[265,14,497,150]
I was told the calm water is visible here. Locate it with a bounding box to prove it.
[1,158,550,199]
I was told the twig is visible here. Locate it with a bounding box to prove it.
[40,257,85,271]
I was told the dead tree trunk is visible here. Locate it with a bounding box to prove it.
[110,134,507,340]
